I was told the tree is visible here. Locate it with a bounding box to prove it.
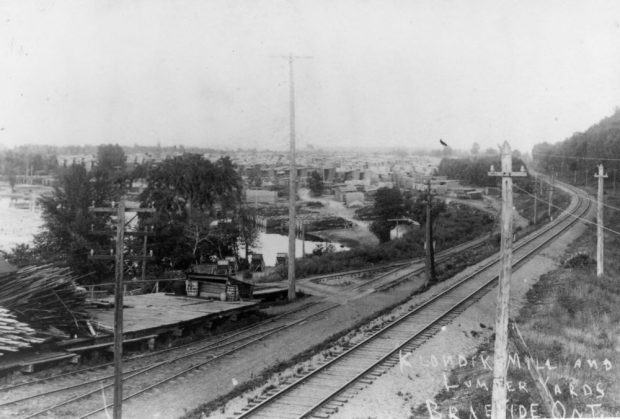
[370,187,406,242]
[35,164,113,279]
[139,154,244,269]
[238,206,259,261]
[97,144,126,173]
[93,144,127,199]
[471,142,480,157]
[308,171,323,197]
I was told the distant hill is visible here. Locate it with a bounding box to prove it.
[532,108,620,177]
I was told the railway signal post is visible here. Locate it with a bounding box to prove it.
[89,200,155,419]
[488,142,526,419]
[595,163,607,277]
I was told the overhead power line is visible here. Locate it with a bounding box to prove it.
[532,152,620,162]
[513,184,620,238]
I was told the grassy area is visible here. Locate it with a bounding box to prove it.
[264,203,496,280]
[515,185,571,225]
[419,194,620,418]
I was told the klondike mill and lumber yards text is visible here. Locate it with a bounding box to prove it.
[400,350,612,418]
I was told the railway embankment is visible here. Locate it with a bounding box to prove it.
[408,193,620,418]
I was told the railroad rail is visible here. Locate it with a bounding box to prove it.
[0,300,338,418]
[0,234,490,419]
[230,182,589,419]
[0,183,579,418]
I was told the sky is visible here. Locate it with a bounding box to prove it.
[2,0,620,154]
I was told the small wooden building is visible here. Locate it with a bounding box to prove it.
[185,265,253,301]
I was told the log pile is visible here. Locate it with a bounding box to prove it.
[0,307,45,356]
[0,264,90,336]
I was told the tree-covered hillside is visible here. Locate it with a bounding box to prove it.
[532,108,620,182]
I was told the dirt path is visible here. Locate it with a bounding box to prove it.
[298,188,379,247]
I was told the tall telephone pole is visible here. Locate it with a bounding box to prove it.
[89,200,154,419]
[488,142,527,419]
[287,54,297,302]
[424,179,436,286]
[548,173,554,220]
[273,53,311,302]
[595,164,607,277]
[532,174,538,224]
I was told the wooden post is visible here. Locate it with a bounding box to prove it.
[488,142,527,419]
[424,180,436,286]
[595,164,607,277]
[287,53,297,302]
[533,174,537,224]
[141,227,148,282]
[88,203,156,419]
[302,223,305,259]
[548,174,554,219]
[113,200,125,419]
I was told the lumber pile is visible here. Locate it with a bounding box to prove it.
[0,264,91,336]
[0,307,45,356]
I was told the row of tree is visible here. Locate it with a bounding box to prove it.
[0,148,60,190]
[532,108,620,183]
[4,145,256,283]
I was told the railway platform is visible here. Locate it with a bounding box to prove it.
[86,293,259,340]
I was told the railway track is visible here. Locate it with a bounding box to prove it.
[229,184,589,419]
[0,183,581,418]
[0,300,339,418]
[0,230,491,419]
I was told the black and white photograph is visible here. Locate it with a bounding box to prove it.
[1,1,620,418]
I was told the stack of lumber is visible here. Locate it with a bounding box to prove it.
[0,307,45,356]
[0,264,91,335]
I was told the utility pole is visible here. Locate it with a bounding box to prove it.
[613,169,617,195]
[488,142,527,419]
[287,53,297,302]
[548,173,554,220]
[301,222,305,259]
[89,200,155,419]
[273,53,311,302]
[532,174,537,224]
[424,179,436,286]
[595,164,607,277]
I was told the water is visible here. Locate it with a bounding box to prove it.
[0,193,348,266]
[239,232,348,267]
[0,196,44,253]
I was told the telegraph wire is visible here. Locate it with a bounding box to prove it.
[534,173,620,214]
[513,184,620,238]
[531,152,620,162]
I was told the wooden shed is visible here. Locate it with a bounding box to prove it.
[185,269,253,301]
